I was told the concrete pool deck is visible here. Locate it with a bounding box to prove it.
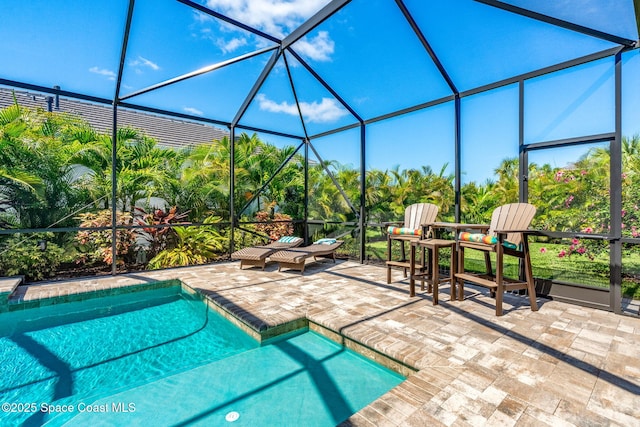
[7,259,640,426]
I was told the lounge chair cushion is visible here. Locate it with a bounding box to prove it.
[314,238,337,245]
[458,232,517,249]
[387,226,421,236]
[277,236,303,243]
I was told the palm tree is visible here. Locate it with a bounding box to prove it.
[0,104,45,227]
[461,180,497,224]
[416,164,455,218]
[365,169,392,223]
[621,134,640,176]
[387,166,414,216]
[72,127,182,216]
[176,141,230,220]
[492,157,519,204]
[308,160,351,221]
[0,104,94,229]
[118,132,182,213]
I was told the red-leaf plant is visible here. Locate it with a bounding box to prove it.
[135,206,190,259]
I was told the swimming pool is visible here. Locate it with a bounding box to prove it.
[0,285,404,426]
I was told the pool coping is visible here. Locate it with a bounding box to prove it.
[0,276,23,312]
[5,279,182,311]
[181,282,417,377]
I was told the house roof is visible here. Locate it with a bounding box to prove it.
[0,87,229,149]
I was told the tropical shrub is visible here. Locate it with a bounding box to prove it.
[254,208,294,241]
[147,216,225,269]
[135,206,190,260]
[0,233,65,281]
[75,210,137,266]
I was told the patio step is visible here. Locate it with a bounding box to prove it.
[0,276,24,312]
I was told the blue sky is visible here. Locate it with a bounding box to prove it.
[0,0,638,183]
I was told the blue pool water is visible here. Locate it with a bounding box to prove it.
[0,286,404,426]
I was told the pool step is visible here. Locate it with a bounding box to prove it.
[0,276,23,312]
[55,332,403,427]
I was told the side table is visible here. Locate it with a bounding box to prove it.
[409,238,457,304]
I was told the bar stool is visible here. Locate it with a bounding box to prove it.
[409,238,457,304]
[385,203,438,283]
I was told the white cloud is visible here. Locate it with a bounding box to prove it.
[293,31,334,61]
[184,106,204,116]
[194,17,251,53]
[201,0,335,60]
[218,37,248,54]
[256,93,299,115]
[193,10,214,24]
[89,66,116,80]
[299,98,348,122]
[129,56,160,71]
[256,93,348,123]
[205,0,328,36]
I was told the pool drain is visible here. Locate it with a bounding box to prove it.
[225,411,240,422]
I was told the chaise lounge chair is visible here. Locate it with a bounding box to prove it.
[269,239,344,274]
[231,236,304,270]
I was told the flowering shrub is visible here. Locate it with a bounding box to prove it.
[560,237,592,260]
[532,154,640,261]
[546,227,611,261]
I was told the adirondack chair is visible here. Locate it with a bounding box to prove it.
[385,203,439,283]
[455,203,538,316]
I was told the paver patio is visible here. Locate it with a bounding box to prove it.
[7,259,640,426]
